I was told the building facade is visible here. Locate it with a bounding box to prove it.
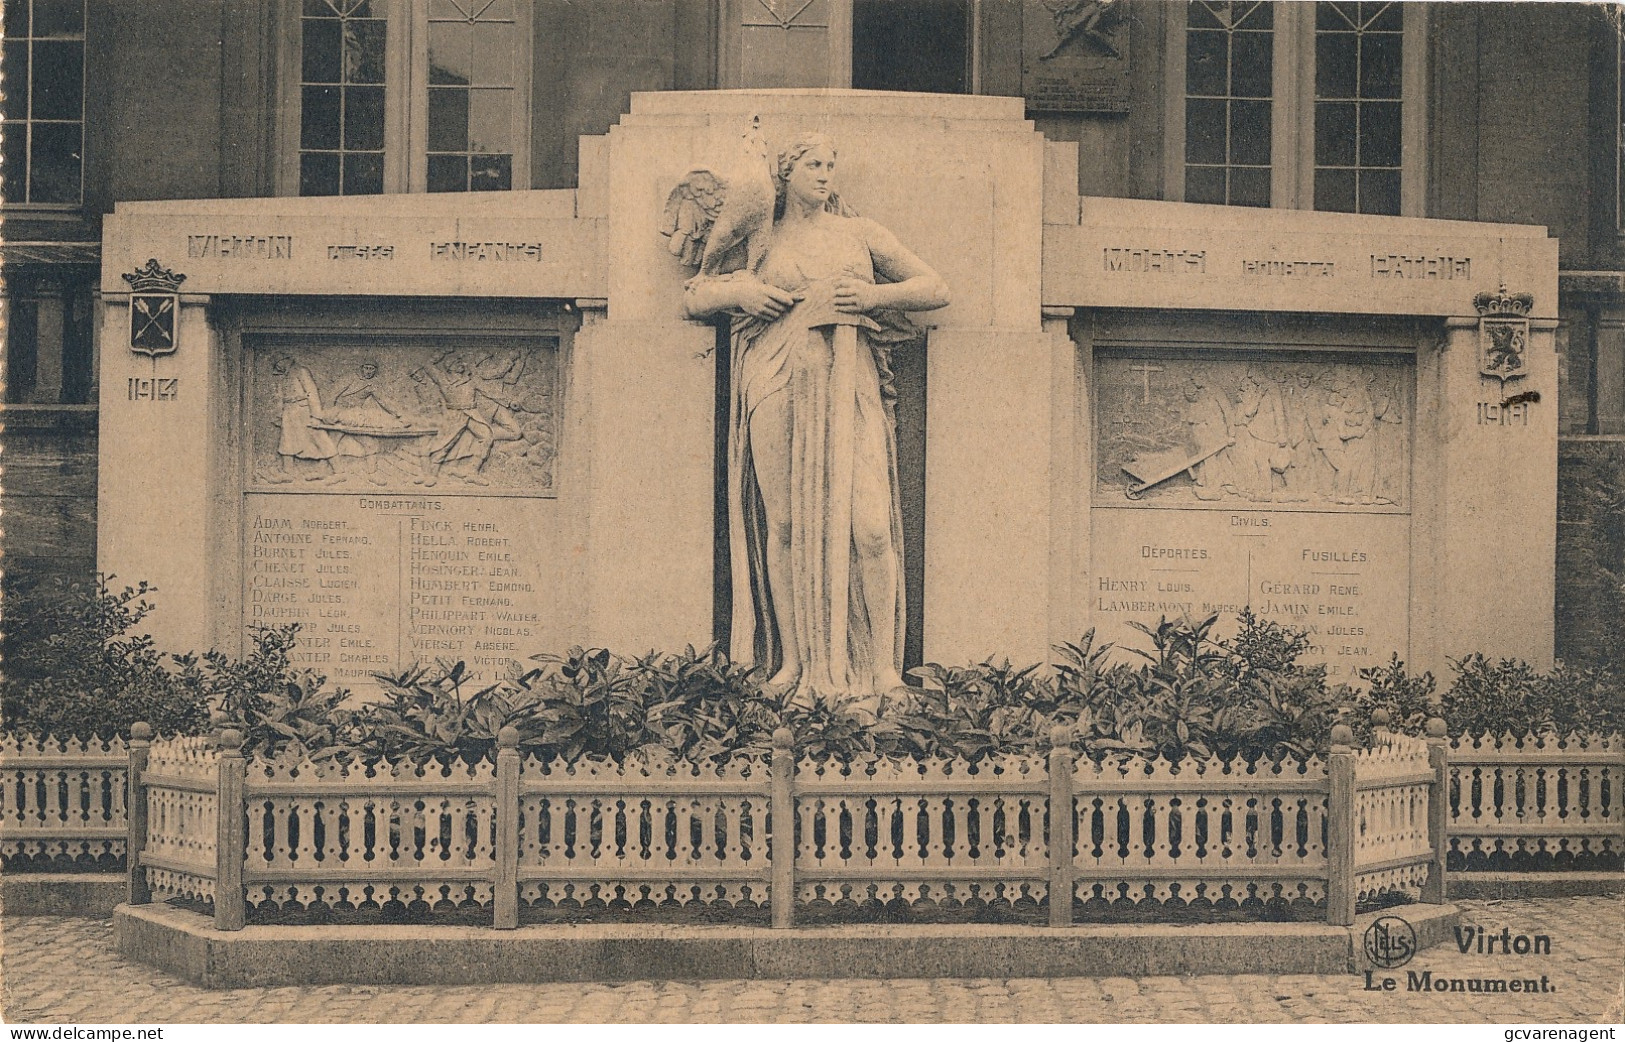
[4,0,1621,669]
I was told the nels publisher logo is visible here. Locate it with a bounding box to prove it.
[1364,915,1417,969]
[1363,919,1559,995]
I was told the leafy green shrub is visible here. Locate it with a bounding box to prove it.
[0,577,353,752]
[194,623,355,760]
[1355,654,1438,741]
[1,578,208,739]
[1442,654,1623,738]
[901,657,1056,760]
[348,661,539,765]
[11,577,1613,766]
[1354,652,1623,739]
[1056,613,1349,763]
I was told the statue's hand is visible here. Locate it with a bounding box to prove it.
[737,279,799,320]
[833,278,881,314]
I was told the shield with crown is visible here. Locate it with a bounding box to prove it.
[123,258,186,357]
[1474,284,1533,386]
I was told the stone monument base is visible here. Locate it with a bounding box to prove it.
[114,900,1461,987]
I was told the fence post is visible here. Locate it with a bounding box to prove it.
[1371,707,1392,747]
[1326,723,1357,927]
[1422,716,1450,904]
[493,726,521,929]
[215,729,247,932]
[126,722,152,906]
[1048,725,1075,928]
[771,727,795,929]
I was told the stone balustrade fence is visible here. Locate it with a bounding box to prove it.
[0,733,130,868]
[117,719,1457,931]
[6,722,1621,914]
[1446,732,1623,871]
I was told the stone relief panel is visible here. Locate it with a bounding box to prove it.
[247,339,558,496]
[1094,353,1412,510]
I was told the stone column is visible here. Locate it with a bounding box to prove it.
[96,294,220,654]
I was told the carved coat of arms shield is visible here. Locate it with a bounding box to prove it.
[1473,284,1534,385]
[122,258,186,357]
[1479,316,1529,382]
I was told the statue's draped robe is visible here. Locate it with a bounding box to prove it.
[708,216,910,700]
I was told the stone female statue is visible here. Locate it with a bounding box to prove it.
[671,133,950,702]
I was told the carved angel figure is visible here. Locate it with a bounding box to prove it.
[662,115,777,275]
[671,130,950,705]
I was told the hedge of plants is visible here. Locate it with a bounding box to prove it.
[3,578,1621,765]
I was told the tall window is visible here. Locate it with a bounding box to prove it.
[298,0,387,195]
[1312,2,1403,214]
[1171,1,1424,216]
[282,0,531,196]
[1183,1,1273,207]
[426,0,521,191]
[1,0,86,206]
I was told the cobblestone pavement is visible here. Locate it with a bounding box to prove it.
[1,897,1619,1024]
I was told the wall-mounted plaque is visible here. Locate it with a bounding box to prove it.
[1090,349,1416,677]
[1021,0,1131,114]
[247,338,558,496]
[1094,352,1413,511]
[243,336,564,694]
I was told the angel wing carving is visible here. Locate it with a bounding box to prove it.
[662,170,726,268]
[660,116,777,276]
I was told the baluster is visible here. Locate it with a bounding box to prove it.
[922,796,946,867]
[1150,795,1173,868]
[271,799,293,871]
[547,794,568,864]
[721,798,744,864]
[319,797,342,869]
[648,796,669,865]
[874,795,898,863]
[949,795,970,865]
[974,793,995,867]
[696,797,720,867]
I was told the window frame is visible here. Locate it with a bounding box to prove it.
[274,0,533,196]
[1163,1,1429,216]
[1,0,89,211]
